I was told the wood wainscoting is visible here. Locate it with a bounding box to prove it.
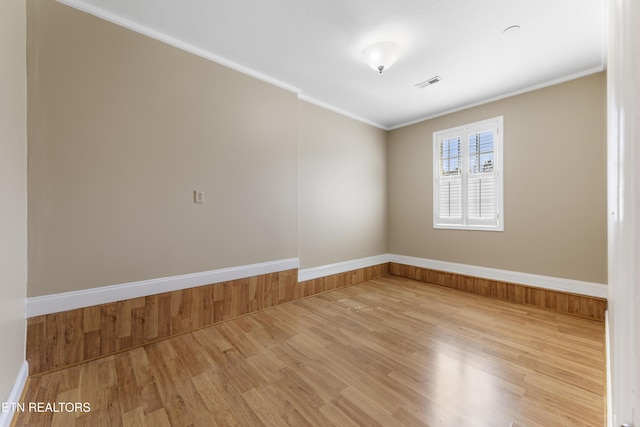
[26,261,604,376]
[26,264,389,375]
[389,262,607,321]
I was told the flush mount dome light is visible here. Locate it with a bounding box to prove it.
[362,41,401,74]
[503,24,521,34]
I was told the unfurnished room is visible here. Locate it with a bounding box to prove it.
[1,0,639,426]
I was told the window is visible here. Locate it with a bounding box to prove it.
[433,116,503,230]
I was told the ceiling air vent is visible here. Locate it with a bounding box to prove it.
[415,76,442,89]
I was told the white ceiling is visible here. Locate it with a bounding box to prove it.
[59,0,606,130]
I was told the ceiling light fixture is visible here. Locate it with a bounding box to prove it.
[362,41,401,74]
[503,24,521,34]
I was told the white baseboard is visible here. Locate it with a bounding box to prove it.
[297,254,391,282]
[26,254,606,318]
[27,258,299,317]
[0,361,28,427]
[389,254,608,299]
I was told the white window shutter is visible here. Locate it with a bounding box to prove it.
[468,175,496,220]
[435,135,463,225]
[439,175,463,221]
[433,116,503,231]
[467,128,497,226]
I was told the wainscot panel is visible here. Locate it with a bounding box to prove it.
[389,262,607,321]
[26,264,389,375]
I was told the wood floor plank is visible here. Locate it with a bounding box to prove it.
[318,402,361,427]
[190,371,243,426]
[14,276,605,426]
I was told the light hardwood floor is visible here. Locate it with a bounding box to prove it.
[14,276,605,426]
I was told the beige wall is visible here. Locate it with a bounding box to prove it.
[27,0,607,299]
[28,0,298,296]
[388,73,607,284]
[298,101,387,268]
[0,0,27,399]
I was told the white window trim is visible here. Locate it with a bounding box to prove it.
[433,116,504,231]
